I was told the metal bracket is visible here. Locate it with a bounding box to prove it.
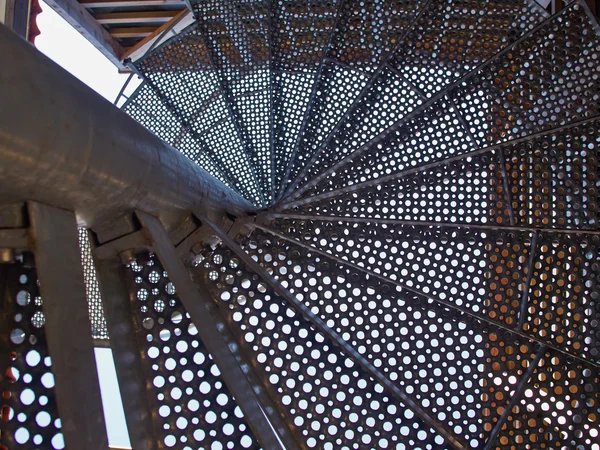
[28,201,108,449]
[175,224,218,266]
[174,213,254,265]
[93,229,152,264]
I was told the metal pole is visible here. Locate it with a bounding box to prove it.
[264,213,600,235]
[0,24,252,233]
[28,202,108,449]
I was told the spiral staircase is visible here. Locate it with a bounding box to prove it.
[1,0,600,449]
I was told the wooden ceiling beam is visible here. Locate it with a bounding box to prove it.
[80,0,187,8]
[43,0,125,68]
[122,9,193,61]
[109,26,155,38]
[95,10,181,25]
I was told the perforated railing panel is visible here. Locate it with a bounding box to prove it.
[502,120,600,230]
[282,0,549,199]
[389,0,548,97]
[123,82,238,192]
[125,255,261,450]
[280,0,422,182]
[78,228,108,340]
[294,96,476,198]
[326,0,420,73]
[452,3,600,148]
[286,150,511,224]
[283,60,369,192]
[494,349,600,449]
[0,257,63,449]
[242,228,541,449]
[265,218,600,363]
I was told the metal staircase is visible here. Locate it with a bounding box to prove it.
[1,0,600,449]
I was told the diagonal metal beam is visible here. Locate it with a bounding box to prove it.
[28,202,108,449]
[449,88,518,226]
[518,231,539,329]
[274,0,347,201]
[186,267,303,450]
[279,0,435,202]
[136,211,298,450]
[200,214,468,450]
[386,62,428,99]
[263,213,600,235]
[125,63,248,199]
[254,222,600,370]
[267,0,276,203]
[192,9,267,206]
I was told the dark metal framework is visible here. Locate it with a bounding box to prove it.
[1,0,600,449]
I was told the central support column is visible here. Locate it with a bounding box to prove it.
[0,24,252,233]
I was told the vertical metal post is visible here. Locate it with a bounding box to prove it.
[136,211,298,450]
[94,254,159,450]
[28,202,108,449]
